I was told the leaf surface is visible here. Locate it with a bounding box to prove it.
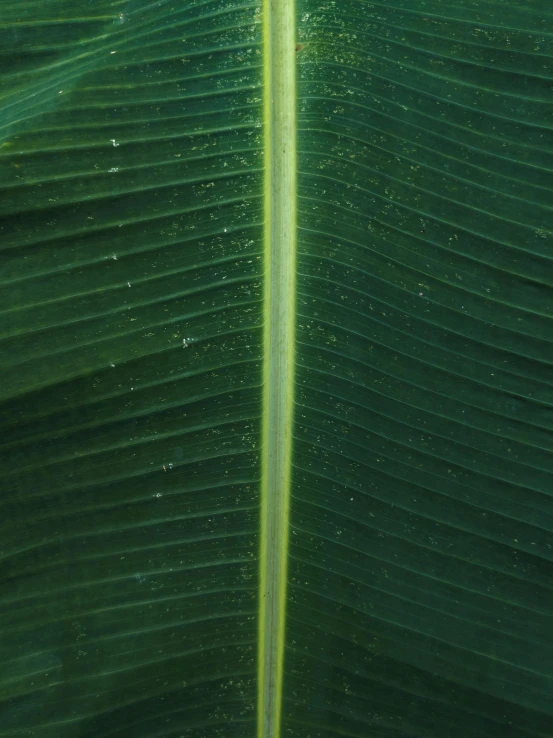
[1,1,553,737]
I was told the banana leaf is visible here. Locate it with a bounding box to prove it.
[1,1,553,736]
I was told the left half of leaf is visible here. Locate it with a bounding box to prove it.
[0,2,264,736]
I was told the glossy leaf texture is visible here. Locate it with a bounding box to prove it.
[286,1,553,737]
[0,1,263,736]
[2,1,553,737]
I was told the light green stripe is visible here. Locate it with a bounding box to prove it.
[258,0,297,737]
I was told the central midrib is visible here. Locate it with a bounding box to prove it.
[258,0,297,737]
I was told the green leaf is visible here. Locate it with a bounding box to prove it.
[1,1,553,737]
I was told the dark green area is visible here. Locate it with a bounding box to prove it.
[0,1,262,735]
[286,1,553,736]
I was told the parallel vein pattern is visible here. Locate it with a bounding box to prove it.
[0,2,263,736]
[285,1,553,737]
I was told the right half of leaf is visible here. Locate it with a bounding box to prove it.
[286,1,553,736]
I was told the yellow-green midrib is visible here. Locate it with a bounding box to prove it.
[258,0,297,737]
